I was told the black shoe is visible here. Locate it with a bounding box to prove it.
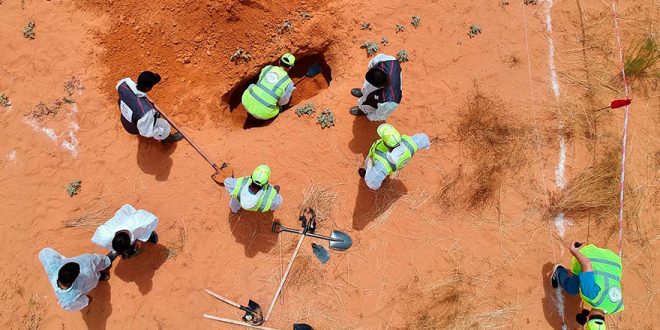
[148,231,159,244]
[550,264,564,288]
[351,88,363,98]
[106,251,118,262]
[349,107,366,116]
[99,271,111,281]
[161,132,184,144]
[358,168,366,178]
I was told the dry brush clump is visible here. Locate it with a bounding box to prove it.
[549,96,599,143]
[547,145,637,238]
[287,255,323,288]
[456,91,529,209]
[299,183,338,231]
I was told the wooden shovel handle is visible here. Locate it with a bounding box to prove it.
[205,289,242,309]
[265,233,305,321]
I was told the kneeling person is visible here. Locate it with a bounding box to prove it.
[39,248,112,311]
[241,54,295,121]
[360,123,430,190]
[551,242,623,328]
[92,204,159,260]
[116,71,183,143]
[224,165,282,213]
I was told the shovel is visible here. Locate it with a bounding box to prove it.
[271,221,353,251]
[204,289,264,325]
[149,99,234,185]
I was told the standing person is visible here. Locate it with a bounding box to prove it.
[91,204,159,260]
[241,53,296,122]
[116,71,183,143]
[551,242,624,329]
[224,165,282,213]
[349,53,402,121]
[38,248,112,311]
[360,123,430,190]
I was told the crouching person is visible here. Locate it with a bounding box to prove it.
[224,164,282,213]
[92,204,159,260]
[38,248,112,311]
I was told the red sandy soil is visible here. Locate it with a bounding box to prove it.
[0,0,658,329]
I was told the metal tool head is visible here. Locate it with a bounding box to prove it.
[328,230,352,251]
[211,163,233,186]
[241,299,264,325]
[305,63,322,77]
[311,243,330,264]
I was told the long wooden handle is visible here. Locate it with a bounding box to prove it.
[265,234,305,321]
[148,98,220,170]
[203,314,278,330]
[204,289,242,309]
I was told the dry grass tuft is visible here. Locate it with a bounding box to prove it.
[549,96,599,143]
[63,201,109,228]
[548,146,631,230]
[434,166,464,213]
[166,221,188,259]
[624,34,659,83]
[457,91,528,208]
[406,267,518,329]
[299,184,338,232]
[287,255,323,288]
[23,295,44,330]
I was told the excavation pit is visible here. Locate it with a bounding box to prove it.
[223,54,332,116]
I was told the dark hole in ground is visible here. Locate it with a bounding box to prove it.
[223,53,332,113]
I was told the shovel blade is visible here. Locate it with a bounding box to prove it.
[328,230,352,251]
[305,63,322,77]
[242,300,264,325]
[312,243,330,264]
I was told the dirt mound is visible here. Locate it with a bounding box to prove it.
[78,0,336,127]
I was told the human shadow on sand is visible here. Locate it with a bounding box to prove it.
[228,211,278,258]
[348,117,380,157]
[352,178,408,230]
[540,262,583,329]
[82,280,112,330]
[136,136,177,181]
[114,243,169,295]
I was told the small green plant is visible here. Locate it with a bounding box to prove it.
[397,50,410,63]
[624,35,659,81]
[64,76,83,96]
[500,0,510,6]
[296,103,316,117]
[317,109,335,129]
[63,97,75,104]
[0,94,10,107]
[381,36,389,46]
[22,20,35,40]
[524,0,538,4]
[395,24,405,33]
[360,22,372,30]
[67,179,82,197]
[230,48,252,62]
[411,16,421,28]
[361,41,379,55]
[277,20,293,34]
[299,11,313,20]
[29,101,62,120]
[468,24,481,38]
[507,53,521,68]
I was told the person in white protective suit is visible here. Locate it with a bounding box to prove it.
[38,247,112,311]
[116,71,184,143]
[92,204,159,260]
